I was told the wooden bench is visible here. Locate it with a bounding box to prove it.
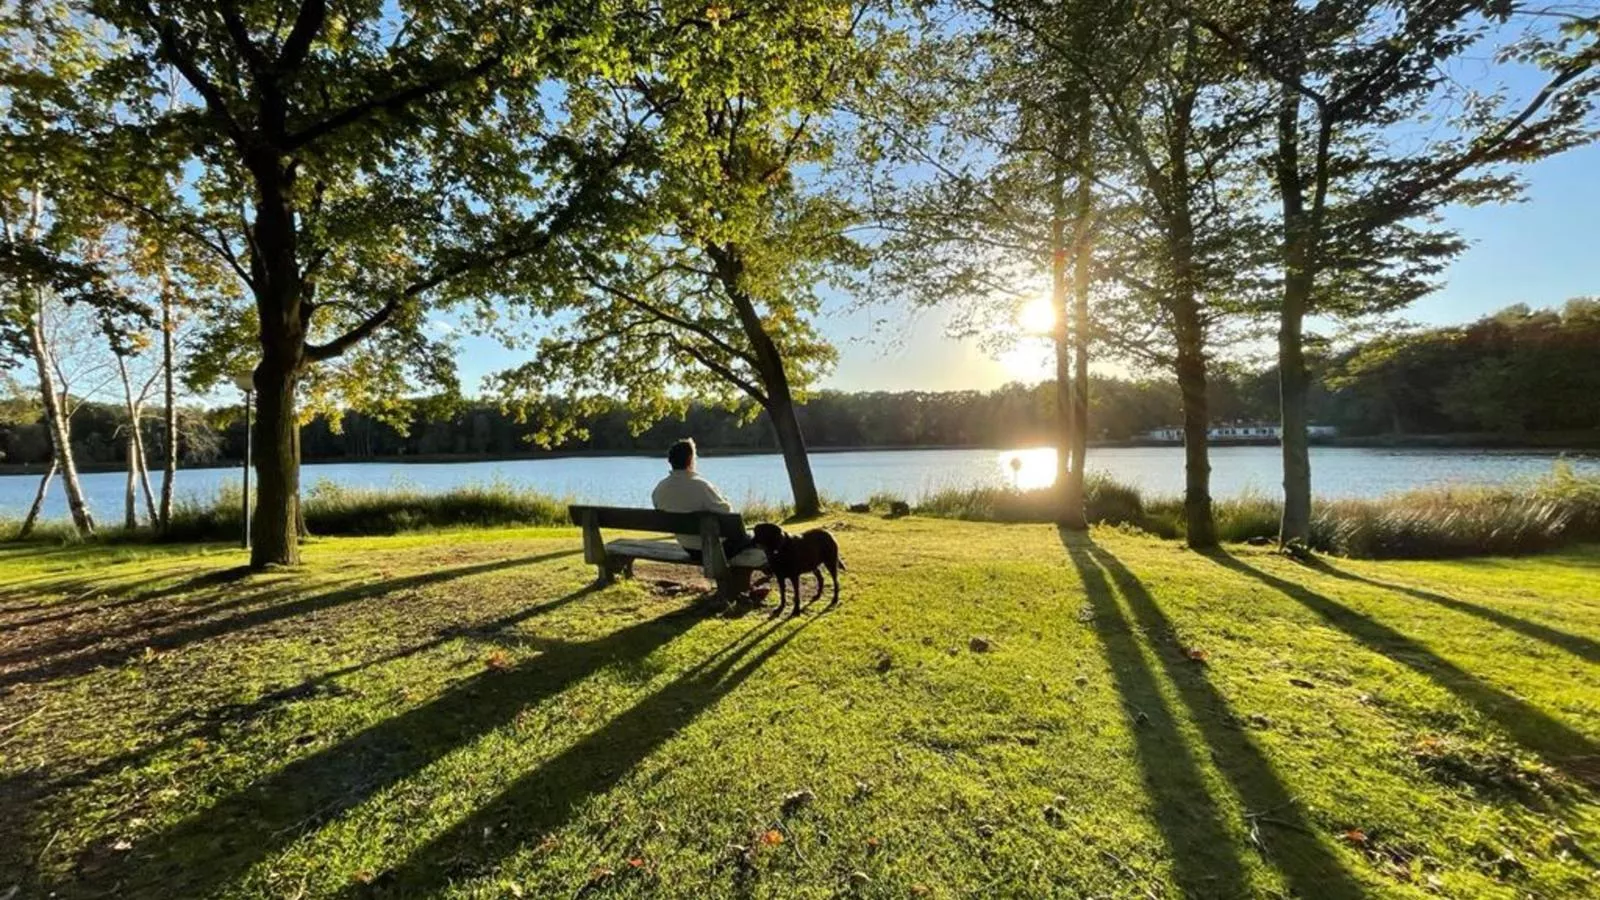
[568,505,768,599]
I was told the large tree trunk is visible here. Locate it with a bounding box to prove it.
[159,273,178,530]
[28,300,94,535]
[250,359,302,568]
[17,460,56,539]
[246,149,308,568]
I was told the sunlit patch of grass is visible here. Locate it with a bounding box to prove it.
[1,519,1597,897]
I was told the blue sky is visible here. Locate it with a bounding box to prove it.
[448,136,1600,396]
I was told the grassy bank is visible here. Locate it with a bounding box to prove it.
[8,468,1599,560]
[912,464,1600,558]
[2,518,1597,897]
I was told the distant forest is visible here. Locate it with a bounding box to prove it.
[3,302,1597,469]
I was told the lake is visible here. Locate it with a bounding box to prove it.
[3,446,1597,521]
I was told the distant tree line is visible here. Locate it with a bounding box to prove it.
[4,302,1593,469]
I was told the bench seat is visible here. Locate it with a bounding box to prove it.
[568,505,764,599]
[603,537,768,570]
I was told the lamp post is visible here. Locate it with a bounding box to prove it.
[232,372,254,550]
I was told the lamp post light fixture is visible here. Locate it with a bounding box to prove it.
[232,372,254,550]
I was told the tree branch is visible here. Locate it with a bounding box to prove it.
[283,52,503,150]
[277,0,327,69]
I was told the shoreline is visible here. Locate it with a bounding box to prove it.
[2,433,1597,477]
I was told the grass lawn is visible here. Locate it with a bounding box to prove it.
[2,516,1598,898]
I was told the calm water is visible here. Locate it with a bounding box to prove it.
[2,446,1597,521]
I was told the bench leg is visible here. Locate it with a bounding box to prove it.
[595,562,614,587]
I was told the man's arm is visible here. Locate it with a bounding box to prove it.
[700,479,733,514]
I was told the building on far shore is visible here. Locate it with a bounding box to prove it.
[1142,423,1338,444]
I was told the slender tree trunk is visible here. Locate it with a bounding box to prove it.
[1049,157,1082,526]
[766,388,821,518]
[1272,66,1325,549]
[124,432,138,529]
[713,241,821,518]
[115,355,159,526]
[1066,90,1094,526]
[1278,281,1313,545]
[28,299,94,535]
[1174,313,1215,548]
[18,460,57,539]
[160,272,178,530]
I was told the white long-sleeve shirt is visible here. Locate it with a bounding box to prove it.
[651,469,733,550]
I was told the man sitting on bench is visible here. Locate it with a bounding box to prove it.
[651,438,766,599]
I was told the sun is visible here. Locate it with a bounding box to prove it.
[1017,296,1057,335]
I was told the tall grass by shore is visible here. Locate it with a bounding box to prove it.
[911,463,1600,558]
[5,466,1597,559]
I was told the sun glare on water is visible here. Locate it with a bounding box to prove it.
[998,447,1058,490]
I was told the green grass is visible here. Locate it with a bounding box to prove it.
[2,518,1598,897]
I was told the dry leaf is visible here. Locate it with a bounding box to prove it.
[760,829,784,846]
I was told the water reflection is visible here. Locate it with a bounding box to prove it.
[998,447,1057,490]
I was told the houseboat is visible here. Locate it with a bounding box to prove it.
[1142,423,1338,444]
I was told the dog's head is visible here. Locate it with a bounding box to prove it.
[750,522,787,553]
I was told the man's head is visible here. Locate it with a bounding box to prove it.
[667,438,697,472]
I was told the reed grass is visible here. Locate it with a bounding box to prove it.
[907,462,1600,559]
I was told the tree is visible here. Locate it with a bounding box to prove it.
[1193,0,1600,547]
[493,4,877,518]
[1029,0,1270,548]
[857,0,1106,526]
[33,0,662,566]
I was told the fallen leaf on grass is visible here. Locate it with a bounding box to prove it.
[1343,829,1368,845]
[782,789,815,815]
[1185,648,1209,663]
[759,829,784,847]
[485,650,513,670]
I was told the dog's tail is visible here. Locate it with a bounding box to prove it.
[837,557,848,572]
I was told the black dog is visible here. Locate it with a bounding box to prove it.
[750,523,844,617]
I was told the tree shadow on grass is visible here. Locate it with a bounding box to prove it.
[1304,558,1600,665]
[1208,552,1600,787]
[354,617,805,897]
[0,550,580,690]
[42,583,609,794]
[1064,532,1365,899]
[68,595,721,898]
[1061,532,1251,898]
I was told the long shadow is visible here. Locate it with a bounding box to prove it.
[75,596,716,898]
[1061,533,1252,898]
[0,567,210,620]
[1210,552,1600,786]
[42,583,608,794]
[1306,558,1600,665]
[0,550,580,689]
[1081,541,1366,897]
[356,617,804,897]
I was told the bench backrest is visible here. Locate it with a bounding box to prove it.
[568,505,747,578]
[567,505,745,537]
